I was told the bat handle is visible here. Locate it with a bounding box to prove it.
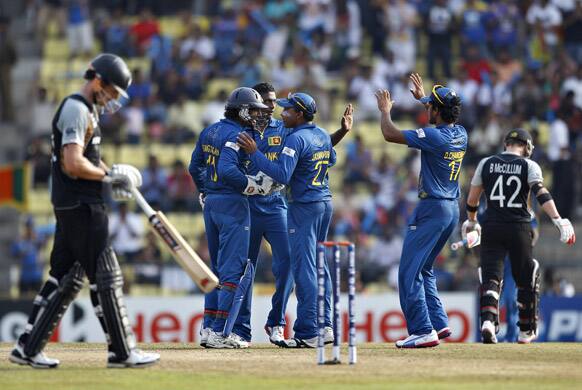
[450,240,466,251]
[130,186,156,218]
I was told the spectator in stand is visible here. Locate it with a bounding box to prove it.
[333,0,362,62]
[373,48,409,90]
[548,109,575,219]
[562,66,582,111]
[491,48,523,85]
[485,0,521,54]
[459,0,488,55]
[127,68,152,102]
[30,87,56,137]
[386,0,418,73]
[182,51,212,100]
[526,0,563,63]
[348,64,384,122]
[130,8,160,56]
[469,110,502,160]
[460,46,490,85]
[202,89,229,128]
[25,136,52,187]
[102,8,129,56]
[123,98,145,144]
[166,94,197,144]
[133,231,163,286]
[66,0,93,57]
[11,216,52,296]
[366,0,389,56]
[213,6,240,73]
[366,224,403,286]
[561,90,582,145]
[109,203,145,264]
[513,71,544,120]
[449,67,478,130]
[563,1,582,64]
[370,152,399,212]
[167,159,198,212]
[425,0,455,80]
[343,134,373,185]
[0,16,17,122]
[157,69,186,106]
[180,24,215,61]
[390,73,422,121]
[35,0,66,38]
[141,154,167,210]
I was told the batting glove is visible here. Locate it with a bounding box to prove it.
[106,164,143,189]
[461,219,481,240]
[552,218,576,245]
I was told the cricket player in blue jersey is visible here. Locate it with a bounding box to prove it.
[189,87,275,349]
[233,83,354,346]
[375,73,466,348]
[237,92,343,348]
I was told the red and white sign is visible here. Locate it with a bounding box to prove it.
[1,293,476,343]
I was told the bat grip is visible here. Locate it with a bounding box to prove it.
[130,186,156,218]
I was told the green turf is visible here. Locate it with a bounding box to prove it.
[1,343,581,389]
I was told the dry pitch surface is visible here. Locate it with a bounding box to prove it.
[1,343,581,389]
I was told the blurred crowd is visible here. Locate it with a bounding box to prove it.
[3,0,582,294]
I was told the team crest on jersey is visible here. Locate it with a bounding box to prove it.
[268,136,281,146]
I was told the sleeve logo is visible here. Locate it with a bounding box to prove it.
[416,128,426,138]
[282,147,296,157]
[225,141,240,151]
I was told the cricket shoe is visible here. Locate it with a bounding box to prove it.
[481,321,498,344]
[9,343,59,369]
[324,326,334,344]
[518,330,537,344]
[227,333,250,349]
[395,330,439,348]
[437,327,452,340]
[280,336,318,348]
[206,331,248,349]
[265,325,286,347]
[200,327,211,348]
[107,349,160,368]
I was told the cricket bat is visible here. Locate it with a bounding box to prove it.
[130,187,218,293]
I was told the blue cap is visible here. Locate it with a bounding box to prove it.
[419,85,460,107]
[276,92,317,116]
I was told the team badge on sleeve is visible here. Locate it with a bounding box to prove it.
[225,141,240,151]
[268,136,281,146]
[282,147,296,157]
[416,128,426,138]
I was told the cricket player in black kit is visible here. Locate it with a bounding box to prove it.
[9,53,160,368]
[463,129,575,344]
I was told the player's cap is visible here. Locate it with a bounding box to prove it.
[90,53,132,98]
[505,128,533,144]
[505,128,534,157]
[420,85,460,108]
[277,92,317,116]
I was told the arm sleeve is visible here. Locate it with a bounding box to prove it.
[57,100,89,146]
[249,135,301,184]
[470,157,488,186]
[188,137,206,193]
[526,159,544,185]
[402,127,444,153]
[217,137,248,192]
[329,147,337,168]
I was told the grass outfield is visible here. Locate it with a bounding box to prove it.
[1,343,581,389]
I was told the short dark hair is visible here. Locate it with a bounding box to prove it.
[437,96,462,123]
[252,82,275,95]
[224,108,239,121]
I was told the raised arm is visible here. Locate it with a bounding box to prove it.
[375,89,407,145]
[330,104,353,146]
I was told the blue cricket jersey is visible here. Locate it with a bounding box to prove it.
[245,118,289,214]
[403,124,468,199]
[189,119,249,196]
[249,123,336,203]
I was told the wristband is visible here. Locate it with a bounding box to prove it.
[466,203,478,212]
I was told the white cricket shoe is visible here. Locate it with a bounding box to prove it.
[437,327,452,340]
[206,331,233,349]
[395,330,439,348]
[324,326,334,344]
[481,321,498,344]
[227,333,250,349]
[518,330,537,344]
[9,343,59,369]
[265,325,285,347]
[200,327,211,348]
[107,349,160,368]
[280,336,318,348]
